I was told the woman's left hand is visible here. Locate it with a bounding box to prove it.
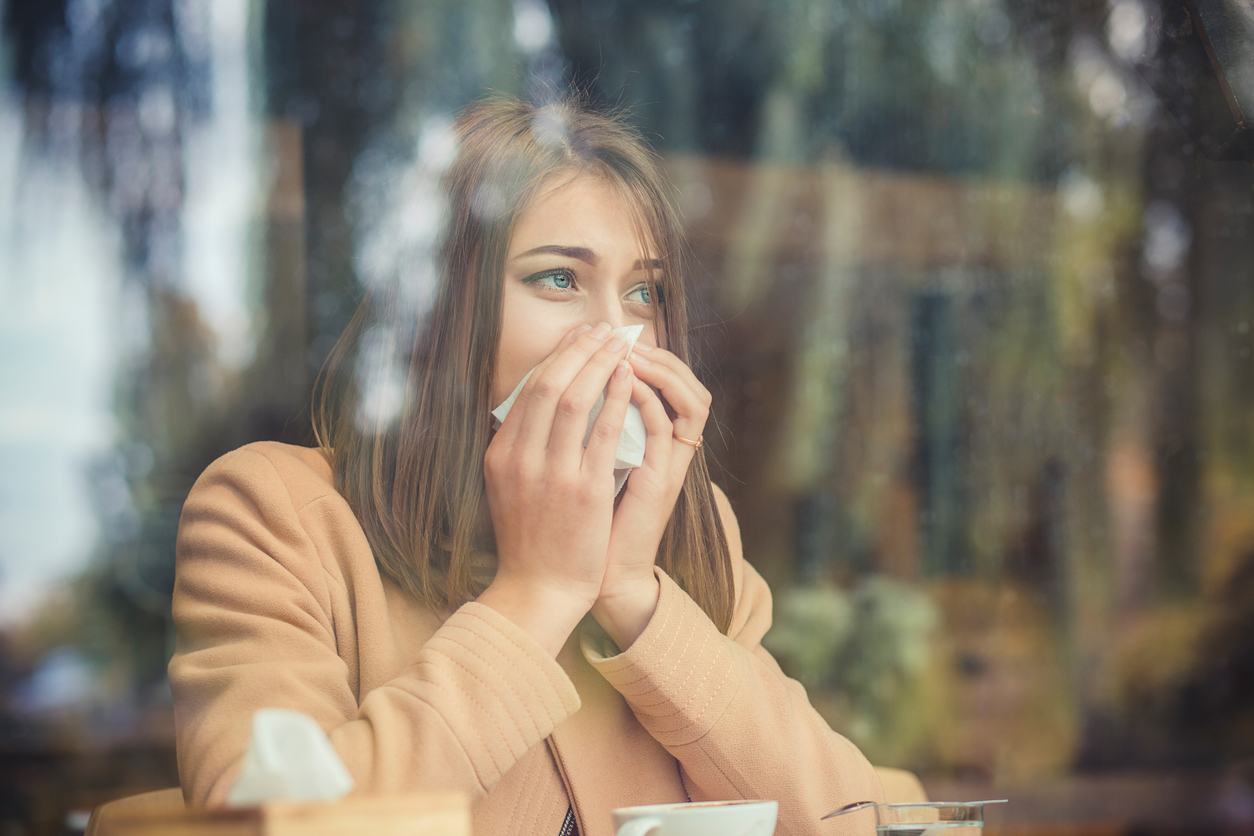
[590,344,711,649]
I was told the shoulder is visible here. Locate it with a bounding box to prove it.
[190,441,337,513]
[178,442,349,573]
[708,482,744,591]
[708,483,741,550]
[175,443,358,613]
[709,482,734,525]
[708,482,772,635]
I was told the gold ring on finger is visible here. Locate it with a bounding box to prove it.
[673,433,703,450]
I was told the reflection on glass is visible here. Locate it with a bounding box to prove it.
[1,0,1253,832]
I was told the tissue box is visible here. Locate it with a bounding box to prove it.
[99,792,470,836]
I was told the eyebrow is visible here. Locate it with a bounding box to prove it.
[515,245,599,264]
[514,244,662,272]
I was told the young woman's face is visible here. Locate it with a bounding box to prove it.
[493,173,661,406]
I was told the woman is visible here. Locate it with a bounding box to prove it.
[168,96,887,835]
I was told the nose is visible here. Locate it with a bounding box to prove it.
[588,288,626,330]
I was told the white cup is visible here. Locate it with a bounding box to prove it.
[612,800,778,836]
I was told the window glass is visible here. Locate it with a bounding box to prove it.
[2,0,1253,830]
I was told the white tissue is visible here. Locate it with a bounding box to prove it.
[226,709,354,807]
[492,324,647,495]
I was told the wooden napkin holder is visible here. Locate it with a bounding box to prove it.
[98,792,470,836]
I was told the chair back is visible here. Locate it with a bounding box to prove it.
[85,788,185,836]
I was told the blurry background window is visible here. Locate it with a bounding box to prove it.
[3,0,1254,833]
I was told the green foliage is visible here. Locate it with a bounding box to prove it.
[764,578,938,759]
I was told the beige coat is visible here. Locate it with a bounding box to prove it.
[168,442,887,835]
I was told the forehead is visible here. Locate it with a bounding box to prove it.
[508,171,659,258]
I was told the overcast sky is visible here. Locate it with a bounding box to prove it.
[0,92,120,626]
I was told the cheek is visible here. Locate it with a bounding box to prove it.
[493,306,573,404]
[637,320,661,352]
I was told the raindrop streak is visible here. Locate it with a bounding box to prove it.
[514,0,555,54]
[1143,200,1192,276]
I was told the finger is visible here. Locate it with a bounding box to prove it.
[510,322,615,451]
[547,332,634,468]
[494,323,591,445]
[582,360,633,475]
[630,377,677,474]
[630,344,706,394]
[628,352,710,441]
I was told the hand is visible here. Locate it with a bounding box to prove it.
[591,343,712,649]
[479,322,636,657]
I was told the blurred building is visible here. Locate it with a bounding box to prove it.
[2,0,1254,833]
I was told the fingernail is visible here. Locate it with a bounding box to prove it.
[632,352,652,365]
[614,360,630,380]
[634,342,653,352]
[574,324,592,337]
[606,337,625,352]
[590,322,611,339]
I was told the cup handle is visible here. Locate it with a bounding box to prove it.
[616,817,662,836]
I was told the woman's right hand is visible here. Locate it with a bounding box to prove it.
[478,321,636,657]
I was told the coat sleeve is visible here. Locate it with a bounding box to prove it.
[582,486,884,835]
[169,447,581,807]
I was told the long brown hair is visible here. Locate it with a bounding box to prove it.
[313,95,735,632]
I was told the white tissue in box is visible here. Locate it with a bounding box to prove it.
[491,324,648,493]
[226,708,354,807]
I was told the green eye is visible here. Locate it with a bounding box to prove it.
[525,268,575,290]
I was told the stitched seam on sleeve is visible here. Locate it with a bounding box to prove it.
[434,629,546,741]
[678,649,736,727]
[659,595,702,681]
[622,632,741,738]
[599,580,679,677]
[379,684,491,795]
[632,643,714,719]
[445,611,573,713]
[647,605,707,699]
[662,649,747,747]
[601,593,682,688]
[408,656,509,778]
[457,609,576,709]
[419,648,523,753]
[423,635,569,755]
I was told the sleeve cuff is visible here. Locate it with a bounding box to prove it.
[415,601,582,755]
[580,568,744,746]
